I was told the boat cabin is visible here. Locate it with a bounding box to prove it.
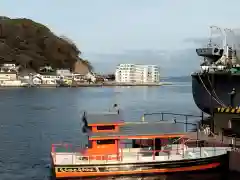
[79,111,187,161]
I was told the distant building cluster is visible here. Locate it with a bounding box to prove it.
[0,63,97,86]
[115,64,160,83]
[0,63,160,86]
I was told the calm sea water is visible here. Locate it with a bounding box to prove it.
[0,80,235,180]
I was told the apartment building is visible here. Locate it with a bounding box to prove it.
[115,64,160,83]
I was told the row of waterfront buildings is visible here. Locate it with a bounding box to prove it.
[115,64,160,83]
[0,63,97,86]
[0,63,160,86]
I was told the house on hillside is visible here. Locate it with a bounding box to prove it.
[0,72,17,81]
[39,73,59,85]
[0,63,17,72]
[31,74,42,85]
[0,71,23,86]
[56,69,73,79]
[72,73,85,82]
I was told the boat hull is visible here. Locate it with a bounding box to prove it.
[191,72,240,114]
[52,154,228,179]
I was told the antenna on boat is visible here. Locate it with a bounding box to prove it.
[224,28,234,49]
[209,25,224,48]
[82,111,89,133]
[208,26,213,47]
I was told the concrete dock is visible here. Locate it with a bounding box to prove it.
[185,131,240,173]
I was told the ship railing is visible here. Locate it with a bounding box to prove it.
[51,146,230,165]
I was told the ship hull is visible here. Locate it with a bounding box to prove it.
[191,72,240,114]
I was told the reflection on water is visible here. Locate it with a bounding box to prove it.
[61,171,224,180]
[0,84,239,180]
[55,167,238,180]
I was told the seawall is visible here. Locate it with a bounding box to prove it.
[229,151,240,172]
[0,82,173,88]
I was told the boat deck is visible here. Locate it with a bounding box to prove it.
[51,146,230,165]
[51,111,240,167]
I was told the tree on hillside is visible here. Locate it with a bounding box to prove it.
[60,35,80,54]
[0,18,85,71]
[82,59,94,72]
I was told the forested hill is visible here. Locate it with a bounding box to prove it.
[0,16,91,72]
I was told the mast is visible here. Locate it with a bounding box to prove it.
[224,28,234,49]
[225,28,239,65]
[208,26,213,47]
[210,25,224,48]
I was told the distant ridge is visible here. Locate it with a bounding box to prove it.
[162,76,191,82]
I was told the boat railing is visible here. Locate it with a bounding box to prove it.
[141,112,203,132]
[51,146,230,165]
[161,137,184,149]
[51,143,85,153]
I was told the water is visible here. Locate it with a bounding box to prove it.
[0,81,235,180]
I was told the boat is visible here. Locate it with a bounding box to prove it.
[191,26,240,114]
[50,111,229,179]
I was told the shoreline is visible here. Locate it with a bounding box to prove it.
[0,82,173,88]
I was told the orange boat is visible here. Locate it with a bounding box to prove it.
[51,111,229,179]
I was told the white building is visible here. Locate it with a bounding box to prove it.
[0,63,17,72]
[85,72,97,83]
[115,64,160,83]
[56,69,72,77]
[1,63,16,69]
[39,74,60,85]
[0,72,17,81]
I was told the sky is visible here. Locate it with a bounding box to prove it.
[1,0,240,75]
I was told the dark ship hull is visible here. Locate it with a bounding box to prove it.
[191,26,240,115]
[191,72,240,114]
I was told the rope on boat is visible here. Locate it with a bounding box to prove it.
[207,74,226,106]
[198,73,226,107]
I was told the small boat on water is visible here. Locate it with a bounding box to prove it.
[50,111,230,179]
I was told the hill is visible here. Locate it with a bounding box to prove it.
[0,16,91,72]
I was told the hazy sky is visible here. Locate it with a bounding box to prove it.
[1,0,240,75]
[1,0,240,54]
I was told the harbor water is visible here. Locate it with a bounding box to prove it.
[0,79,237,180]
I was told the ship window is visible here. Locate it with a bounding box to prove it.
[97,125,115,130]
[97,139,115,145]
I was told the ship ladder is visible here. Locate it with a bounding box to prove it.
[198,74,226,107]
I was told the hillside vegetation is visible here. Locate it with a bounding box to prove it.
[0,16,91,72]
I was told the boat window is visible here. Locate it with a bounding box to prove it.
[97,125,115,130]
[97,139,115,145]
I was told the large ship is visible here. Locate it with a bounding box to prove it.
[192,26,240,114]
